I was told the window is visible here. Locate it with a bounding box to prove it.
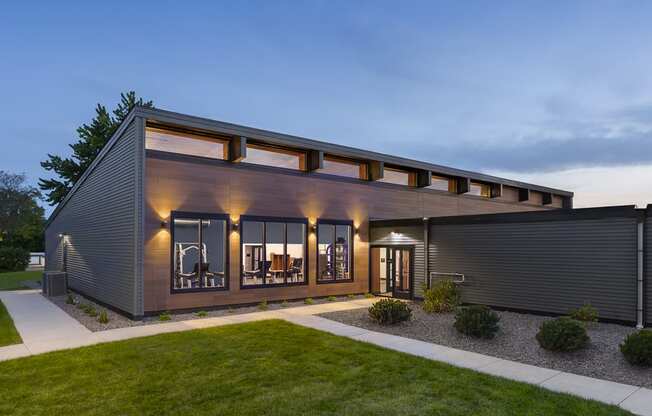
[146,127,228,159]
[427,174,454,192]
[171,212,228,292]
[317,221,353,283]
[241,217,307,287]
[244,144,306,170]
[316,156,367,179]
[378,167,414,186]
[469,181,491,197]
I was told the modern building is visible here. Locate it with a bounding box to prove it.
[45,107,574,318]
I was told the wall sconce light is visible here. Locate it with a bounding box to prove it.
[232,221,240,232]
[160,220,168,229]
[354,226,359,235]
[58,232,68,238]
[310,223,317,233]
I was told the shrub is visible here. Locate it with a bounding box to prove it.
[620,330,652,366]
[196,310,208,317]
[97,310,109,324]
[423,280,461,313]
[280,300,289,308]
[77,303,89,311]
[304,298,314,305]
[536,317,589,352]
[327,296,337,302]
[258,300,268,311]
[454,305,500,339]
[569,303,598,323]
[0,246,30,272]
[347,294,355,299]
[159,312,171,321]
[65,294,75,305]
[364,293,374,299]
[368,299,412,325]
[85,306,97,317]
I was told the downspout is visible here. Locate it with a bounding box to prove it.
[636,212,644,329]
[423,217,429,290]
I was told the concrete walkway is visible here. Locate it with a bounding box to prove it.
[0,291,650,416]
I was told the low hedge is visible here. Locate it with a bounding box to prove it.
[620,330,652,366]
[454,305,500,339]
[536,317,589,352]
[0,246,30,272]
[368,299,412,325]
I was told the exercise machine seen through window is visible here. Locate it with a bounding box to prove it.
[172,216,227,290]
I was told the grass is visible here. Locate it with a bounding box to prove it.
[0,270,41,291]
[0,320,630,415]
[0,300,21,347]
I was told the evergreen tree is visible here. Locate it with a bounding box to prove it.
[39,91,153,205]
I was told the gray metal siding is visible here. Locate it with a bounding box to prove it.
[370,224,426,298]
[45,120,141,316]
[429,217,638,322]
[646,214,652,326]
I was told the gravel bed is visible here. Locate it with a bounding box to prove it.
[320,302,651,388]
[48,293,365,332]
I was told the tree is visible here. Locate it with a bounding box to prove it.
[0,171,45,252]
[39,91,154,205]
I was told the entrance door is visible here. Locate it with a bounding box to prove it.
[387,247,411,298]
[371,246,412,298]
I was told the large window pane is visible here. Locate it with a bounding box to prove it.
[241,219,307,287]
[427,174,453,192]
[245,144,306,170]
[242,221,264,286]
[146,128,227,159]
[318,223,353,282]
[469,181,491,197]
[173,218,200,290]
[265,222,285,285]
[172,215,227,291]
[318,224,335,281]
[286,223,305,283]
[378,167,413,186]
[317,156,366,179]
[202,219,227,288]
[335,225,352,280]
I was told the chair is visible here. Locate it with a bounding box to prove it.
[288,258,303,282]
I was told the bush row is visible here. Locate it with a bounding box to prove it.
[367,282,652,367]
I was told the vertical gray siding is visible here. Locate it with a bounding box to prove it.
[45,120,143,316]
[646,212,652,326]
[370,224,426,298]
[429,217,638,322]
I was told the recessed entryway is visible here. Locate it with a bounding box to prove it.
[370,246,413,299]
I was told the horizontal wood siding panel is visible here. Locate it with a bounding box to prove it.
[145,155,551,312]
[429,217,638,322]
[44,121,138,315]
[370,225,426,297]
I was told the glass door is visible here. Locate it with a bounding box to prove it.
[389,247,411,298]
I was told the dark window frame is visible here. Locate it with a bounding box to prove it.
[239,215,309,289]
[316,219,355,284]
[170,211,231,294]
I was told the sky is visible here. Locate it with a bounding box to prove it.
[2,1,652,215]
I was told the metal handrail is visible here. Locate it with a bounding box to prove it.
[429,271,465,287]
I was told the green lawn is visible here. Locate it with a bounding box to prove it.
[0,270,41,291]
[0,320,629,415]
[0,300,21,347]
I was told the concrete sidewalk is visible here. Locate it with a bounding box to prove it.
[0,291,650,415]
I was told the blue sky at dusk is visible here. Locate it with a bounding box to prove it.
[2,1,652,214]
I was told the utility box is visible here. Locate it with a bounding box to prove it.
[42,271,67,296]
